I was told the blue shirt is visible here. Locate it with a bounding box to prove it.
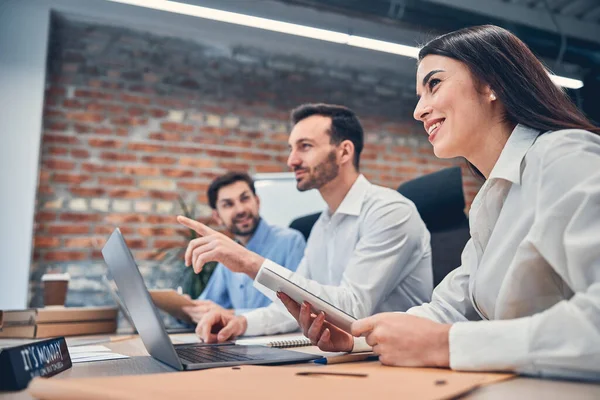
[199,219,306,313]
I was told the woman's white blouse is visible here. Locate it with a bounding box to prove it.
[405,125,600,380]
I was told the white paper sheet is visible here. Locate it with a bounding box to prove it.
[67,344,129,364]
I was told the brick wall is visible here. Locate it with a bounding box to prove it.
[30,16,481,310]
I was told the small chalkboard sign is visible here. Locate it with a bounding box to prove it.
[0,337,71,391]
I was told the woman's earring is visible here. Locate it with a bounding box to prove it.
[490,92,497,101]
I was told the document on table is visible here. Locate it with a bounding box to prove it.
[67,345,129,364]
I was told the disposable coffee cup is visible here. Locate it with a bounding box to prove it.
[42,273,70,307]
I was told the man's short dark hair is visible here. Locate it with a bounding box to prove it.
[207,171,256,209]
[290,103,364,170]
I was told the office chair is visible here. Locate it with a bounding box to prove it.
[397,166,471,287]
[289,166,471,287]
[289,212,321,241]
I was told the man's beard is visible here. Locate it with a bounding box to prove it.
[295,150,339,192]
[228,214,260,237]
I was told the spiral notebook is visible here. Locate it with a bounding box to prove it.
[235,334,312,348]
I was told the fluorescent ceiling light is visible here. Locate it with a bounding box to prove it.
[548,74,584,90]
[106,0,584,88]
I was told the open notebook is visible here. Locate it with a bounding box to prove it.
[235,334,312,349]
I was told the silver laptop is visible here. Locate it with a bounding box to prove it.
[101,228,321,370]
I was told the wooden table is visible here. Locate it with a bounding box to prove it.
[1,334,599,399]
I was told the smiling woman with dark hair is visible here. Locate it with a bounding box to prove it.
[279,25,600,381]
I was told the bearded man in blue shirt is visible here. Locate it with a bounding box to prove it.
[181,171,306,323]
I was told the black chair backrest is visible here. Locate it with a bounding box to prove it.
[288,167,471,287]
[289,212,321,241]
[397,166,471,286]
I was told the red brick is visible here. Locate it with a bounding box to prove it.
[108,189,147,199]
[241,153,271,161]
[165,145,198,154]
[149,191,179,201]
[154,239,187,249]
[43,134,79,144]
[70,187,106,197]
[145,215,178,224]
[125,238,147,249]
[128,107,145,116]
[110,116,148,126]
[37,186,54,195]
[127,142,164,152]
[157,98,186,109]
[71,148,90,158]
[161,122,194,133]
[224,139,252,148]
[179,158,215,168]
[162,168,194,178]
[149,133,182,142]
[35,236,60,248]
[258,143,287,152]
[87,103,125,114]
[47,147,69,156]
[63,99,83,109]
[94,225,134,235]
[88,138,123,148]
[44,159,75,170]
[44,121,69,131]
[200,127,229,137]
[395,166,419,174]
[75,89,112,100]
[197,171,221,180]
[64,237,106,248]
[44,251,87,262]
[121,165,160,176]
[121,93,151,105]
[73,124,92,134]
[243,131,264,140]
[116,128,129,136]
[142,155,177,165]
[98,177,135,186]
[60,213,101,222]
[35,211,57,222]
[46,86,66,97]
[94,127,114,135]
[255,164,285,173]
[149,109,168,118]
[138,227,178,237]
[53,173,91,184]
[177,182,208,192]
[219,162,249,171]
[105,214,144,224]
[48,225,90,235]
[391,146,412,154]
[100,152,137,162]
[82,163,118,173]
[44,109,66,119]
[67,112,105,124]
[360,152,378,161]
[271,133,289,142]
[188,136,219,145]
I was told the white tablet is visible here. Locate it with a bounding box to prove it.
[256,267,357,334]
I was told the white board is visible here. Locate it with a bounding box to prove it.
[254,173,326,228]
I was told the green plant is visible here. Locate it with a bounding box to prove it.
[153,195,217,299]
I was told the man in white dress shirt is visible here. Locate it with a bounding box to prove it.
[178,103,433,342]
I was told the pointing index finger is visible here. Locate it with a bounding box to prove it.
[177,215,214,236]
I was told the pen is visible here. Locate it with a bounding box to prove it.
[314,353,378,365]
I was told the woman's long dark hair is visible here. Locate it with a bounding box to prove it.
[419,25,600,136]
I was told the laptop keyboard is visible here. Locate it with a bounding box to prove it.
[176,346,256,363]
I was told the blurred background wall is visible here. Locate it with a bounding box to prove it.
[30,15,471,308]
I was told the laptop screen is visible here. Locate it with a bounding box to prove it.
[101,228,183,370]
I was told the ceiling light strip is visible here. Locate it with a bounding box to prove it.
[106,0,584,89]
